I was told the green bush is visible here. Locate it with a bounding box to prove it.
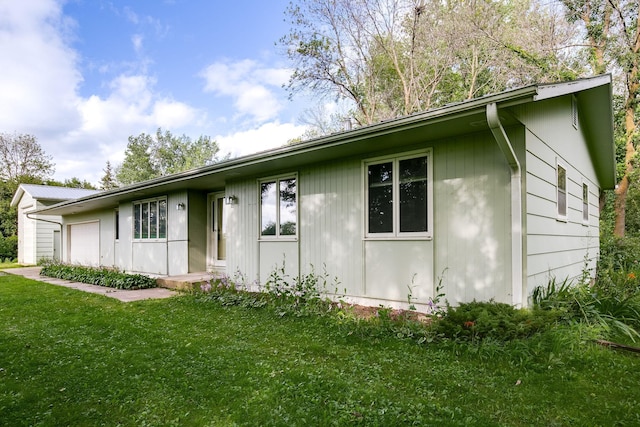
[433,300,563,342]
[598,235,640,273]
[40,262,157,290]
[0,234,17,260]
[532,277,640,341]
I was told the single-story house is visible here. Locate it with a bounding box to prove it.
[35,75,614,308]
[11,184,100,264]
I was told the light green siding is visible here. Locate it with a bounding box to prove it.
[299,159,363,299]
[432,132,513,304]
[61,210,114,266]
[515,96,600,296]
[187,191,207,273]
[225,179,260,283]
[224,135,515,306]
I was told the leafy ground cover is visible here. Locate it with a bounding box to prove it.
[1,274,639,426]
[39,261,157,290]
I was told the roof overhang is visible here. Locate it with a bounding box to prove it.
[36,75,615,215]
[9,187,25,208]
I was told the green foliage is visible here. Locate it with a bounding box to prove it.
[99,160,118,190]
[434,300,562,343]
[39,261,157,290]
[598,234,640,274]
[0,234,17,259]
[532,276,640,342]
[199,263,342,318]
[115,128,221,185]
[2,275,639,426]
[0,132,54,183]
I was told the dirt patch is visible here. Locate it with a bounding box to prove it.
[339,303,432,324]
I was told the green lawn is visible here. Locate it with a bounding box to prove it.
[1,274,639,426]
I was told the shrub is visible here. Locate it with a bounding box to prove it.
[40,262,157,290]
[0,234,17,260]
[532,277,640,342]
[598,235,640,273]
[433,300,563,342]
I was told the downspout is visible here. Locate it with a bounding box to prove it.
[26,212,63,228]
[26,212,63,262]
[486,103,524,307]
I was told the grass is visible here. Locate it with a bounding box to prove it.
[1,275,640,426]
[0,261,22,269]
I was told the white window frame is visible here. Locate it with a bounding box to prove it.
[258,174,298,240]
[556,161,568,221]
[115,209,120,241]
[364,148,433,240]
[582,181,589,225]
[571,94,579,129]
[133,197,168,241]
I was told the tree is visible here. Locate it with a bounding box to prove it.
[560,0,640,237]
[100,161,118,190]
[115,128,220,186]
[281,0,578,128]
[0,133,54,183]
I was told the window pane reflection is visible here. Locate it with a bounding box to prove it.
[368,162,393,233]
[261,181,277,235]
[280,178,297,235]
[399,156,428,232]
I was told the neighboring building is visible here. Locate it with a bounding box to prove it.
[35,76,615,309]
[11,184,100,264]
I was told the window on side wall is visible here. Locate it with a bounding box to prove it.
[133,198,167,240]
[115,209,119,240]
[557,164,567,219]
[582,183,589,223]
[260,176,297,238]
[365,150,432,238]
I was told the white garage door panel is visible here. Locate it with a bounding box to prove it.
[69,222,100,266]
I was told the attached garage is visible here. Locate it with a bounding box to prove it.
[68,221,100,266]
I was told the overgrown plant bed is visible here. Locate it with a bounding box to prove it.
[39,262,157,290]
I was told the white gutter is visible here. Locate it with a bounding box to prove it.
[486,103,524,307]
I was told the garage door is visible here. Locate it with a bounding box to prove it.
[68,221,100,266]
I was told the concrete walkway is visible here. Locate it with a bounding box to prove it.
[1,267,178,302]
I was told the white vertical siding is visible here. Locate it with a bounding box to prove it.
[17,193,36,264]
[116,203,133,271]
[62,210,117,267]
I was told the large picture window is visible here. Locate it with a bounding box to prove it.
[134,198,167,240]
[260,176,297,238]
[366,151,431,238]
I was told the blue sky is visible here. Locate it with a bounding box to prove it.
[0,0,311,184]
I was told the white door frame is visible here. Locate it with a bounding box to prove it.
[206,192,227,271]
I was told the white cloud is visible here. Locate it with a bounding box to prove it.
[132,33,143,53]
[0,1,305,186]
[0,0,82,135]
[200,59,290,122]
[215,122,307,158]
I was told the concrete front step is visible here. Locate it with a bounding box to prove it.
[156,272,218,291]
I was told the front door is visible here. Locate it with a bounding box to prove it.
[207,193,227,271]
